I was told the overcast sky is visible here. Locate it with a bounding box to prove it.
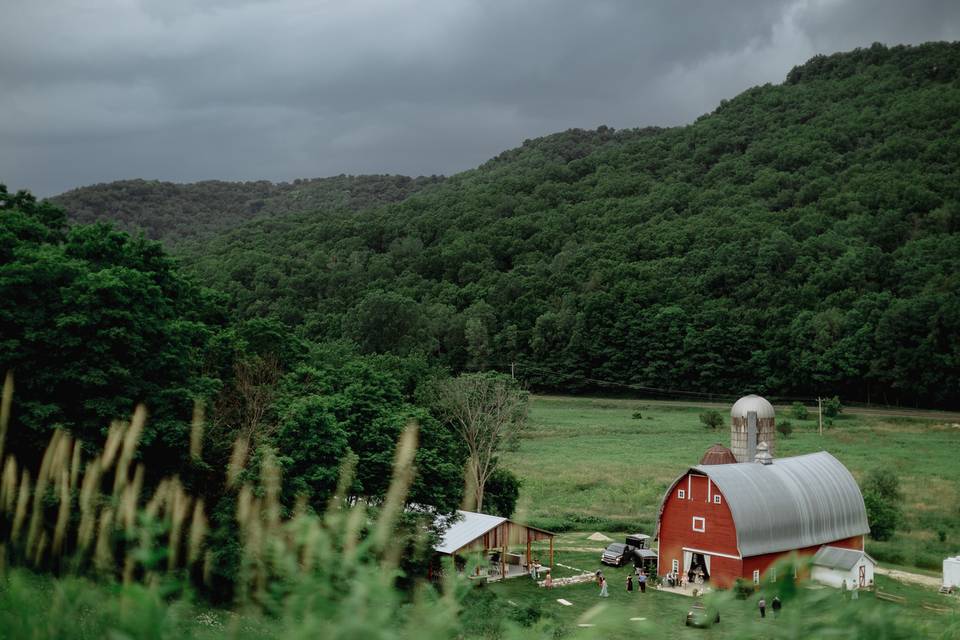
[2,0,959,196]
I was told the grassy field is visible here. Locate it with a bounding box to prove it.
[473,548,959,639]
[501,395,960,572]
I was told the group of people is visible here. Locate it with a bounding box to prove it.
[595,566,649,597]
[757,595,782,618]
[529,560,552,588]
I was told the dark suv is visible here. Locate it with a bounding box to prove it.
[600,542,635,567]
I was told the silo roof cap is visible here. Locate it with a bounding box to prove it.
[731,394,775,419]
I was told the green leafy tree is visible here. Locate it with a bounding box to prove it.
[776,420,793,438]
[823,396,843,418]
[275,396,349,508]
[862,468,903,541]
[0,186,217,465]
[482,467,521,518]
[428,372,528,511]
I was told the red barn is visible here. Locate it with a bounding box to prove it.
[655,450,869,588]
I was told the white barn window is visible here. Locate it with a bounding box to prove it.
[672,559,679,572]
[713,494,721,504]
[753,569,760,584]
[678,489,686,499]
[692,517,705,532]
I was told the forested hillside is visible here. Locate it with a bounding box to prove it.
[49,174,442,244]
[178,43,960,407]
[64,42,960,408]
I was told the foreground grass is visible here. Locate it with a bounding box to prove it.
[502,395,960,571]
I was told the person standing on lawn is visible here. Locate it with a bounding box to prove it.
[599,575,609,597]
[772,595,781,617]
[758,596,767,618]
[626,575,634,593]
[638,571,647,593]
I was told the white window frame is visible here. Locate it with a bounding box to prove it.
[677,489,686,499]
[753,569,760,584]
[770,567,777,581]
[692,517,706,532]
[672,559,679,572]
[713,494,722,504]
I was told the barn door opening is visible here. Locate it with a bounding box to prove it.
[688,552,710,583]
[858,564,865,588]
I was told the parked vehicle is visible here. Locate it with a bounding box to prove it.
[600,542,635,567]
[625,534,651,549]
[685,602,720,628]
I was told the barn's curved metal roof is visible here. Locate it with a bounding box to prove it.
[695,451,869,557]
[730,394,775,419]
[655,451,870,558]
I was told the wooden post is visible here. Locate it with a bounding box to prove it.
[501,542,506,579]
[526,538,532,571]
[549,537,554,569]
[818,397,823,436]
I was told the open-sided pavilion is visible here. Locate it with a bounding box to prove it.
[434,510,555,580]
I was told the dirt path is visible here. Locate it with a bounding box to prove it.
[534,395,960,422]
[875,566,942,588]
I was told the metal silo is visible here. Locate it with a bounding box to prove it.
[730,394,775,463]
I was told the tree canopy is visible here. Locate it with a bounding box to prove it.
[167,42,959,407]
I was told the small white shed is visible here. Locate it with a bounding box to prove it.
[811,546,877,589]
[944,556,960,589]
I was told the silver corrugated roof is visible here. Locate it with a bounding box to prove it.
[434,510,507,555]
[730,394,775,419]
[692,451,869,557]
[811,546,874,570]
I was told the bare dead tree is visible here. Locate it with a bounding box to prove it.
[429,373,528,512]
[210,354,283,466]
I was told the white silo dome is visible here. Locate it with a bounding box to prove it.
[730,394,775,419]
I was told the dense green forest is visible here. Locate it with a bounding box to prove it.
[0,185,479,596]
[170,43,959,407]
[50,174,442,244]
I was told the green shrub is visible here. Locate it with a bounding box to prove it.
[790,402,809,421]
[699,410,723,430]
[776,420,793,438]
[823,396,843,418]
[632,410,643,419]
[733,578,755,599]
[510,603,543,627]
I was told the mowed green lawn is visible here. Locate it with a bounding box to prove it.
[500,395,960,571]
[477,556,954,639]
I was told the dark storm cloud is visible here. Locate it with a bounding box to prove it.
[1,0,959,196]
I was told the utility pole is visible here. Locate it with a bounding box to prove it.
[818,397,823,436]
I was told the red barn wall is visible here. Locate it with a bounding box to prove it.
[657,472,742,588]
[742,534,864,581]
